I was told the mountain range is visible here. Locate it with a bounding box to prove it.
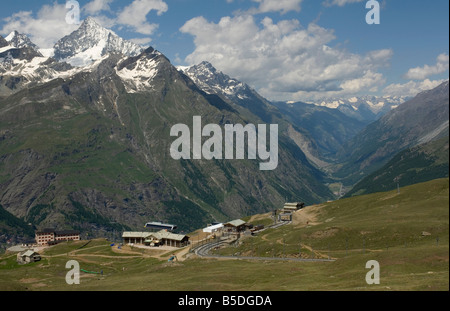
[0,18,333,239]
[0,18,448,242]
[334,81,449,186]
[306,95,409,122]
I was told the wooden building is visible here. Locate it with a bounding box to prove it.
[224,219,247,233]
[146,231,190,248]
[122,232,150,245]
[122,230,189,248]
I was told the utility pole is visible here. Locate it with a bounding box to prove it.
[299,238,301,258]
[394,176,401,194]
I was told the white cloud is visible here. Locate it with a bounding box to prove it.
[129,37,152,47]
[323,0,364,7]
[249,0,303,14]
[117,0,168,35]
[180,15,392,101]
[0,3,78,49]
[383,79,447,97]
[1,0,169,49]
[403,53,449,80]
[83,0,114,15]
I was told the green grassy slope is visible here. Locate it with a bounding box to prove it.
[346,136,449,197]
[0,178,447,291]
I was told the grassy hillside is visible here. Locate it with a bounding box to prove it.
[346,136,449,197]
[0,178,448,291]
[0,204,35,252]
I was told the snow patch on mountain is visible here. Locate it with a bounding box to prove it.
[178,61,249,100]
[116,54,161,93]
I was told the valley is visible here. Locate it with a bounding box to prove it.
[0,17,449,254]
[0,178,448,291]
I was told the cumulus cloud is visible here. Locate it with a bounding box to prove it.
[117,0,168,35]
[249,0,303,14]
[383,79,447,97]
[83,0,114,15]
[180,15,393,100]
[0,3,78,49]
[403,53,449,80]
[0,0,168,48]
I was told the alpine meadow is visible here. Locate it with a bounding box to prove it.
[0,0,448,295]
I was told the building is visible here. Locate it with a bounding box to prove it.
[122,230,189,248]
[278,213,293,222]
[17,250,41,264]
[224,219,247,233]
[282,202,305,213]
[146,231,190,248]
[144,222,177,232]
[122,232,150,245]
[35,229,80,246]
[203,223,224,233]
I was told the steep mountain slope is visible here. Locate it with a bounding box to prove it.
[335,81,449,186]
[0,22,334,237]
[179,61,329,169]
[346,135,449,197]
[0,204,35,251]
[0,36,9,48]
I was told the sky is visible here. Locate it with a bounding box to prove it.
[0,0,448,101]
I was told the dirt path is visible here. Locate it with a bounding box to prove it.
[291,205,323,228]
[301,243,335,260]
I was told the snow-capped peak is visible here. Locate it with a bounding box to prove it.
[53,17,144,67]
[5,31,39,51]
[179,61,247,98]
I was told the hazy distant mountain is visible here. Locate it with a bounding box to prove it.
[272,101,368,161]
[335,81,449,186]
[308,95,409,122]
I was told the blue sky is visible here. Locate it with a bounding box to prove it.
[1,0,448,101]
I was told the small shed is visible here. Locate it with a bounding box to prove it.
[278,213,293,222]
[17,250,41,264]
